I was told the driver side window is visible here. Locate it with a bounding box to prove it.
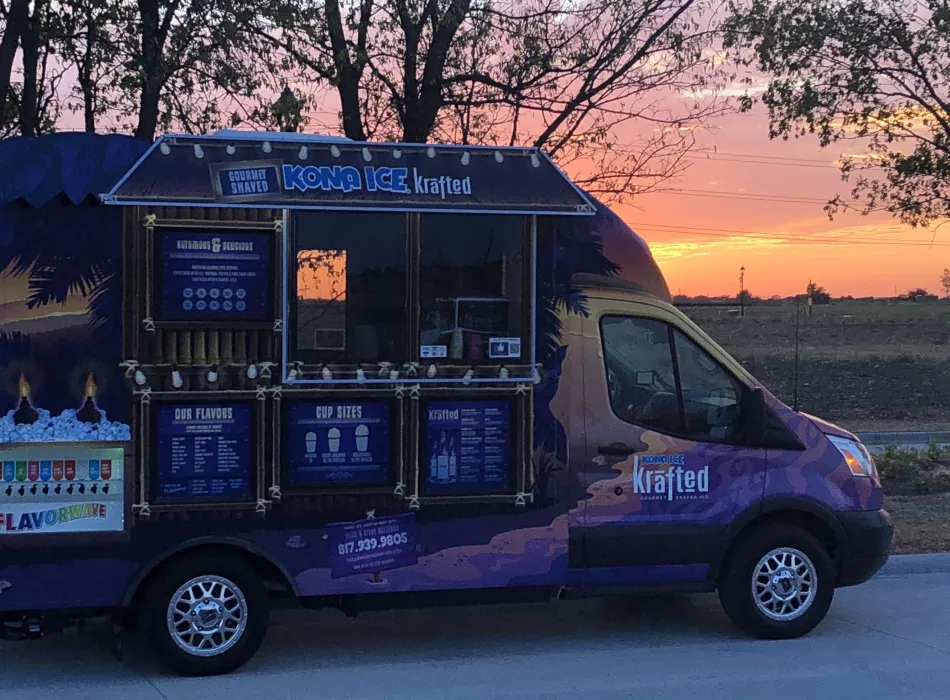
[600,315,744,443]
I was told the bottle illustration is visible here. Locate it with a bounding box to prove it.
[327,428,341,453]
[305,431,317,459]
[428,436,440,483]
[437,432,449,483]
[355,424,369,452]
[448,437,457,481]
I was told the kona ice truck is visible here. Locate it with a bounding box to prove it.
[0,131,892,676]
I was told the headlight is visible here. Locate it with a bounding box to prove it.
[828,435,878,479]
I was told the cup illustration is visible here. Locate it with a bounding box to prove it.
[328,428,341,453]
[355,424,369,452]
[305,431,317,457]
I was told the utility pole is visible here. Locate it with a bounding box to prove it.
[739,266,745,317]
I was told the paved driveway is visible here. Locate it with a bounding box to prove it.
[1,570,947,700]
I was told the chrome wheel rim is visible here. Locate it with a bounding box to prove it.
[752,547,817,622]
[167,575,248,657]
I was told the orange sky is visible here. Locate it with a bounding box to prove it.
[44,91,950,299]
[615,104,950,298]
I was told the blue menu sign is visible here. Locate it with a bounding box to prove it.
[425,400,511,493]
[158,230,272,321]
[287,402,390,485]
[156,404,252,500]
[327,513,418,579]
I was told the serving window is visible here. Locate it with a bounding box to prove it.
[292,211,408,365]
[419,215,528,365]
[285,211,534,384]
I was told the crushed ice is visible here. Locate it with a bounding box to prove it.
[0,408,131,444]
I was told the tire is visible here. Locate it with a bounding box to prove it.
[140,553,270,676]
[718,524,834,640]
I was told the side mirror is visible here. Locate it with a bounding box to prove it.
[743,387,767,445]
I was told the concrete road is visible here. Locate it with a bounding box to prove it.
[2,571,948,700]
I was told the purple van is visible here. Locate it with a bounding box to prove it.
[0,132,891,675]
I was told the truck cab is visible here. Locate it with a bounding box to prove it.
[560,274,892,636]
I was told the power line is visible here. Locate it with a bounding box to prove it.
[693,150,836,164]
[647,188,831,205]
[630,224,950,247]
[630,221,912,240]
[684,154,845,170]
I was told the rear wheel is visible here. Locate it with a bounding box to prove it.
[140,553,269,676]
[718,524,834,639]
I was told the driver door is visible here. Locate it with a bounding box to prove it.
[578,299,766,580]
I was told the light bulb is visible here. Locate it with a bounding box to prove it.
[193,144,204,159]
[322,365,333,380]
[247,364,258,380]
[494,150,504,163]
[389,368,399,380]
[207,365,219,383]
[461,151,470,166]
[393,149,402,159]
[262,141,272,153]
[160,142,171,155]
[426,363,437,378]
[362,147,372,162]
[226,144,236,155]
[463,368,474,385]
[499,365,509,379]
[531,153,540,168]
[134,370,147,386]
[331,145,341,158]
[426,146,436,158]
[298,146,308,160]
[171,369,183,389]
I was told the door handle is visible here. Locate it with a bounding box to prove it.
[597,442,641,456]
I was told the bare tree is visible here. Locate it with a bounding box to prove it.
[247,0,731,199]
[107,0,273,140]
[57,1,118,132]
[0,0,30,124]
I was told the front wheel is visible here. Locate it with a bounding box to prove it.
[718,524,834,639]
[140,553,269,676]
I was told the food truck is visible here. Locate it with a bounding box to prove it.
[0,131,892,676]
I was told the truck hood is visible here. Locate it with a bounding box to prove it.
[800,412,858,440]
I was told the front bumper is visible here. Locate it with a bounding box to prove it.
[835,508,893,587]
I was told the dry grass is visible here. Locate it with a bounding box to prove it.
[685,301,950,432]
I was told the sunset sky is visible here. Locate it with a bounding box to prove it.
[37,85,950,301]
[618,102,950,299]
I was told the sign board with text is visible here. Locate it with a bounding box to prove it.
[105,138,595,214]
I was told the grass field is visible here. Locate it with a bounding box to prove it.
[685,300,950,553]
[685,300,950,432]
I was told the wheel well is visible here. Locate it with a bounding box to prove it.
[126,542,296,611]
[716,509,842,579]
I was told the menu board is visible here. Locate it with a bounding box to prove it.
[287,402,390,485]
[424,400,511,494]
[157,230,272,321]
[155,404,252,501]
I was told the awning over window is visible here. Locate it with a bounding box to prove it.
[102,132,596,216]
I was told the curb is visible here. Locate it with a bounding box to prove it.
[856,431,950,446]
[878,553,950,577]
